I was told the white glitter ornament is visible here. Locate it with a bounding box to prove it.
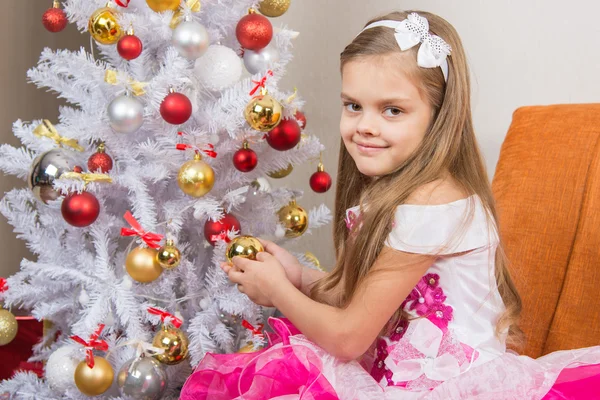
[194,45,242,91]
[45,346,80,392]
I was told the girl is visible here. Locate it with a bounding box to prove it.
[181,10,600,399]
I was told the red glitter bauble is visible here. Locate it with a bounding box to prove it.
[160,92,192,125]
[117,34,143,60]
[266,118,301,151]
[310,170,332,193]
[42,7,68,33]
[204,214,241,246]
[233,145,258,172]
[87,152,113,173]
[236,12,273,51]
[61,192,100,227]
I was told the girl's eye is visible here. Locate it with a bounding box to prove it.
[344,103,362,112]
[384,107,403,117]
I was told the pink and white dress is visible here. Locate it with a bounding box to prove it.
[181,195,600,399]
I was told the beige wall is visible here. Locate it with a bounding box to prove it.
[2,1,598,275]
[0,2,88,277]
[276,0,600,268]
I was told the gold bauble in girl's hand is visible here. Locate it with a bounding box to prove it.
[258,0,291,17]
[267,163,293,179]
[0,309,18,346]
[177,154,215,197]
[244,93,282,132]
[226,235,264,264]
[74,357,114,396]
[237,341,265,353]
[152,326,189,365]
[277,200,308,238]
[126,246,163,283]
[88,7,122,45]
[156,239,181,269]
[146,0,181,12]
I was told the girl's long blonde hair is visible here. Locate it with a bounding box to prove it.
[310,10,522,345]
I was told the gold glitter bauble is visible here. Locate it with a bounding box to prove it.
[152,326,189,365]
[258,0,291,17]
[126,247,163,283]
[177,154,215,197]
[74,357,114,396]
[88,7,122,45]
[146,0,180,12]
[0,309,18,346]
[156,239,181,269]
[226,235,264,264]
[267,163,293,179]
[277,200,308,238]
[244,93,282,132]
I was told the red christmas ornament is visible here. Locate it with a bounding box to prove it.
[160,91,192,125]
[233,141,258,172]
[61,192,100,227]
[87,143,113,173]
[117,32,143,60]
[310,163,332,193]
[204,213,241,246]
[295,110,307,129]
[42,2,68,33]
[236,10,273,51]
[266,118,301,151]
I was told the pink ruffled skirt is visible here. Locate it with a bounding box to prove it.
[181,318,600,399]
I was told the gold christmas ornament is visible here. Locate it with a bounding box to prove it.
[74,357,114,396]
[156,239,181,269]
[237,341,264,353]
[88,7,122,45]
[0,309,18,346]
[152,325,189,365]
[226,235,264,264]
[177,153,215,197]
[277,200,308,238]
[146,0,180,12]
[125,246,163,283]
[267,163,293,179]
[258,0,291,17]
[244,92,283,132]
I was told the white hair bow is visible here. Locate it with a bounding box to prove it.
[360,13,452,81]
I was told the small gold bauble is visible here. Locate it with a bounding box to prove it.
[152,326,189,365]
[258,0,291,17]
[126,246,163,283]
[244,93,283,132]
[156,239,181,269]
[226,235,264,264]
[177,154,215,197]
[0,309,18,346]
[277,200,308,238]
[74,357,114,396]
[88,7,122,45]
[146,0,181,12]
[237,341,264,353]
[267,164,293,179]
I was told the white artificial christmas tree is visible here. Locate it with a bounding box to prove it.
[0,0,331,397]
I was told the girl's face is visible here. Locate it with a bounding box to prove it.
[340,54,434,177]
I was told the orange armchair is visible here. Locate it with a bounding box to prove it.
[492,104,600,358]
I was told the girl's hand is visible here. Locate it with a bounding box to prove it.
[220,252,288,307]
[257,238,304,290]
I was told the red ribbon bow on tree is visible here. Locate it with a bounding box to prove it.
[120,211,164,249]
[242,320,264,337]
[148,307,182,328]
[70,324,109,368]
[249,70,274,96]
[0,278,7,293]
[115,0,130,7]
[176,132,218,158]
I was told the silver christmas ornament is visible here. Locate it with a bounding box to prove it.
[117,356,168,400]
[172,21,210,60]
[194,44,242,91]
[45,346,79,392]
[243,44,280,75]
[28,148,76,204]
[108,95,144,134]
